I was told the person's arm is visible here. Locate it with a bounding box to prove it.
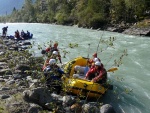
[85,68,94,79]
[85,72,89,79]
[57,68,65,74]
[88,59,93,64]
[42,58,49,71]
[58,56,62,64]
[92,69,104,82]
[57,53,62,63]
[45,47,50,52]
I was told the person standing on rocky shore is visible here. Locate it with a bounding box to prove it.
[2,26,8,37]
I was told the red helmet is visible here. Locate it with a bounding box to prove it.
[93,53,97,57]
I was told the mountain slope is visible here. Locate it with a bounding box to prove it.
[0,0,24,16]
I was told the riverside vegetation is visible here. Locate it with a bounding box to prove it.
[0,0,150,36]
[0,36,131,113]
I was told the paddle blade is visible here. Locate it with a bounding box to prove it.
[107,67,118,72]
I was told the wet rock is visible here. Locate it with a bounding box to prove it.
[20,46,29,50]
[64,107,71,113]
[0,44,4,49]
[19,41,32,46]
[26,76,32,81]
[100,104,116,113]
[14,70,22,74]
[51,93,63,101]
[123,26,150,36]
[29,79,41,88]
[28,103,43,113]
[0,94,10,99]
[0,69,12,75]
[3,75,12,79]
[0,58,8,62]
[9,47,18,51]
[0,62,7,66]
[0,78,5,82]
[13,74,24,80]
[62,95,76,107]
[4,40,14,46]
[6,101,30,113]
[82,102,100,113]
[0,87,10,91]
[15,64,31,72]
[23,87,53,106]
[6,80,15,85]
[0,51,5,55]
[45,103,55,110]
[16,80,27,87]
[70,103,82,113]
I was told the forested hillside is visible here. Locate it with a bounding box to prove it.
[0,0,150,29]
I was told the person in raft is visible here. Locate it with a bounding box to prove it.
[73,53,101,78]
[84,61,107,84]
[88,52,101,67]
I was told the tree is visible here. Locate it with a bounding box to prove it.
[110,0,126,23]
[125,0,148,22]
[23,0,35,22]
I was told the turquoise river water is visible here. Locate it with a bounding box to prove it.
[0,23,150,113]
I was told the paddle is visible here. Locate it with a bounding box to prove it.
[107,67,118,72]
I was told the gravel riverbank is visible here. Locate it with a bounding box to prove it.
[0,36,116,113]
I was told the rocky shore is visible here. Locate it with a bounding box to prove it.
[0,36,116,113]
[110,19,150,37]
[107,25,150,37]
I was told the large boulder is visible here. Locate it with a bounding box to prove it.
[23,87,53,107]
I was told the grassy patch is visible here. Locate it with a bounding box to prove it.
[136,19,150,27]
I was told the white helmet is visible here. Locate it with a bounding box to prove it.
[49,59,56,65]
[95,61,101,66]
[52,51,58,55]
[94,58,99,62]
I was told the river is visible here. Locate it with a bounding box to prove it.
[0,23,150,113]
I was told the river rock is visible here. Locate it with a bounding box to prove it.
[23,87,53,106]
[28,103,43,113]
[0,87,10,91]
[0,69,12,75]
[0,62,7,66]
[0,94,10,99]
[0,78,5,82]
[0,58,8,62]
[15,64,31,72]
[123,26,150,36]
[6,79,15,85]
[62,95,76,107]
[100,104,116,113]
[82,102,100,113]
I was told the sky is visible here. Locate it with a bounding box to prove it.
[0,0,24,15]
